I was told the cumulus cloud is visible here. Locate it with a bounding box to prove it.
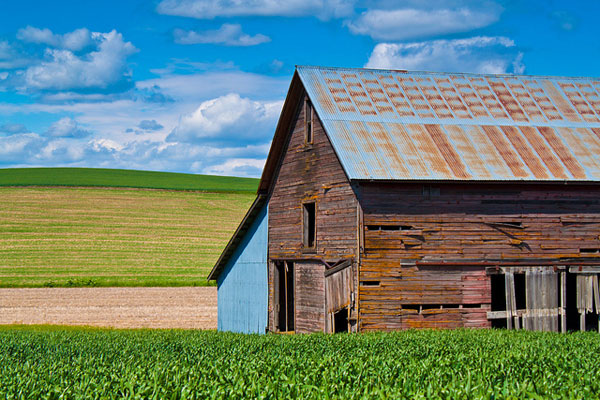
[0,133,45,164]
[156,0,355,20]
[174,24,270,46]
[17,26,93,51]
[23,30,137,92]
[365,36,525,74]
[346,7,500,40]
[46,117,92,138]
[138,119,164,131]
[167,93,282,145]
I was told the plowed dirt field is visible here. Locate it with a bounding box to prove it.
[0,287,217,329]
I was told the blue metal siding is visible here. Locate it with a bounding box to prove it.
[217,204,268,334]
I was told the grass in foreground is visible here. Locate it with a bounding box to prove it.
[0,167,259,192]
[0,187,254,287]
[0,327,599,399]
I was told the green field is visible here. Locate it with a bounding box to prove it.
[0,168,256,287]
[0,167,259,192]
[1,327,599,399]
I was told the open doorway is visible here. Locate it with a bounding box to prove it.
[333,308,349,333]
[274,261,295,332]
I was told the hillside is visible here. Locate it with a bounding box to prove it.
[0,168,259,192]
[0,168,257,287]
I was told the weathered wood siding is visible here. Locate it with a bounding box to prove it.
[295,261,326,333]
[267,91,358,332]
[357,182,600,331]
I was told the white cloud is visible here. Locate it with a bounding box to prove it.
[46,117,92,138]
[137,70,289,104]
[156,0,355,20]
[23,30,137,92]
[174,24,270,46]
[17,27,93,51]
[365,36,524,74]
[0,133,45,164]
[167,93,282,144]
[202,158,266,177]
[346,7,500,40]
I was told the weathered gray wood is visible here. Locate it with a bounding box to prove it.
[504,270,515,329]
[561,271,567,333]
[569,266,600,273]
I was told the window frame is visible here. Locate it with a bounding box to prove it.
[302,201,317,251]
[304,98,314,145]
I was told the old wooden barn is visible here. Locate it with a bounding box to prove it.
[208,65,600,334]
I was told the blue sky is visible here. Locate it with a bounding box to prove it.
[0,0,599,177]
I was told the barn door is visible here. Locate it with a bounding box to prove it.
[325,260,354,333]
[522,267,560,331]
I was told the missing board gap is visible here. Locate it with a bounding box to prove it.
[366,225,413,231]
[401,304,482,313]
[360,280,380,287]
[580,248,600,254]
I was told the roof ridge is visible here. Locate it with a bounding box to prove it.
[295,65,600,81]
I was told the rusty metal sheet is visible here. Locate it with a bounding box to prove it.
[499,125,550,179]
[504,78,546,123]
[434,77,472,119]
[297,66,600,182]
[558,82,599,123]
[487,77,529,122]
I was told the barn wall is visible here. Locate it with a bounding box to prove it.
[217,204,268,334]
[267,92,358,332]
[357,182,600,331]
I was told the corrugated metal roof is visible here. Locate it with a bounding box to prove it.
[297,66,600,181]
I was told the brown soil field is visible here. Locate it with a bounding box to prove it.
[0,287,217,329]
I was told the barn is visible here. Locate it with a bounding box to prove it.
[208,65,600,334]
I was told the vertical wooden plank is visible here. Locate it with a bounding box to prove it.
[505,270,514,329]
[561,270,567,333]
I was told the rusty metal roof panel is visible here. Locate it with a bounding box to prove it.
[297,66,600,181]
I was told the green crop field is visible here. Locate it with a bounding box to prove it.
[0,167,259,192]
[0,168,257,287]
[1,327,599,399]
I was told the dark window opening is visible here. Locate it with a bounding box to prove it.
[422,185,440,198]
[580,248,600,254]
[360,280,380,287]
[305,100,313,144]
[334,308,349,333]
[303,202,316,248]
[275,261,295,332]
[490,274,507,328]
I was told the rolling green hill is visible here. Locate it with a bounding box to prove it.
[0,167,259,192]
[0,168,257,287]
